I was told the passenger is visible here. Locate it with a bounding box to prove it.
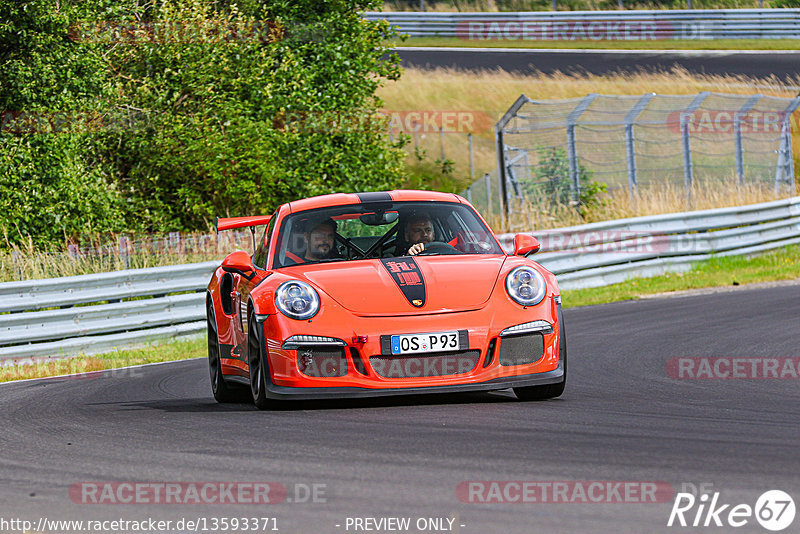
[285,218,338,264]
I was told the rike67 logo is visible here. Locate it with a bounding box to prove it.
[667,490,795,531]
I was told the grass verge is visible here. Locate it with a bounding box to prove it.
[0,336,206,383]
[561,243,800,308]
[388,38,800,51]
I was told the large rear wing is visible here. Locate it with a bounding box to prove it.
[215,215,272,253]
[215,215,272,232]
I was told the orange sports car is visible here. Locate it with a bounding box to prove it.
[207,190,565,408]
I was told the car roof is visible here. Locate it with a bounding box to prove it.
[287,190,466,213]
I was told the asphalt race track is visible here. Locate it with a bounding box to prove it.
[393,47,800,81]
[1,283,799,533]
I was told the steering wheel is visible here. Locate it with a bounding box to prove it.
[417,241,462,255]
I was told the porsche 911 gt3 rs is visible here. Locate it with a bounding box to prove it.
[207,190,565,408]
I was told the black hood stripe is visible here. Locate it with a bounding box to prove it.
[380,257,426,307]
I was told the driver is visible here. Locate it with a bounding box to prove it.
[285,218,338,264]
[404,213,435,256]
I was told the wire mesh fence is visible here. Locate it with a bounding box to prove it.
[465,92,800,229]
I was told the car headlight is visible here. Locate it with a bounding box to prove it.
[505,266,546,306]
[275,280,320,320]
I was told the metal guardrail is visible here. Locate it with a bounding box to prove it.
[1,196,797,361]
[365,10,800,40]
[497,195,800,289]
[0,261,218,314]
[0,263,217,362]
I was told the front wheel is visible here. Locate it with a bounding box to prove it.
[514,310,567,401]
[248,310,274,410]
[208,298,248,403]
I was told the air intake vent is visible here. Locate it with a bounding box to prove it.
[297,347,348,377]
[483,338,497,368]
[370,350,480,378]
[499,333,544,366]
[349,347,368,376]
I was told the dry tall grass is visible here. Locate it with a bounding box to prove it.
[379,67,800,176]
[379,67,800,230]
[494,181,793,231]
[0,232,254,282]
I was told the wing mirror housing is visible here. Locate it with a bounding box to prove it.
[221,251,256,279]
[514,234,541,256]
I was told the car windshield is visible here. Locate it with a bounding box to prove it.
[273,201,503,268]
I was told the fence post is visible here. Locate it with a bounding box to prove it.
[11,249,21,281]
[680,92,710,208]
[734,94,761,186]
[495,126,509,224]
[775,123,792,193]
[439,126,445,161]
[495,95,531,225]
[566,94,598,205]
[486,172,492,220]
[118,236,130,270]
[468,133,474,182]
[774,95,800,192]
[624,93,655,202]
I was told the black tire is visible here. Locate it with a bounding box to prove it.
[207,298,248,403]
[248,308,273,410]
[513,307,567,401]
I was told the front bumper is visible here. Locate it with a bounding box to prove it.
[260,359,565,400]
[249,296,563,394]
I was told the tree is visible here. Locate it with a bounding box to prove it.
[527,146,607,211]
[0,0,407,245]
[0,0,127,246]
[98,0,406,230]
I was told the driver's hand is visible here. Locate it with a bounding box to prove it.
[408,243,424,256]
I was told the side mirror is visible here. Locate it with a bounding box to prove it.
[514,234,541,256]
[221,250,256,279]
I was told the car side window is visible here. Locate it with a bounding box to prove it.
[252,213,276,269]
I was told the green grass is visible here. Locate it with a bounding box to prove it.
[389,37,800,50]
[0,336,206,383]
[561,243,800,308]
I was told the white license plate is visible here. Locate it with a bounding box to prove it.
[391,331,460,355]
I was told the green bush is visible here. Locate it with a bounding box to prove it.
[526,146,607,212]
[771,0,800,7]
[0,0,128,246]
[1,0,406,246]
